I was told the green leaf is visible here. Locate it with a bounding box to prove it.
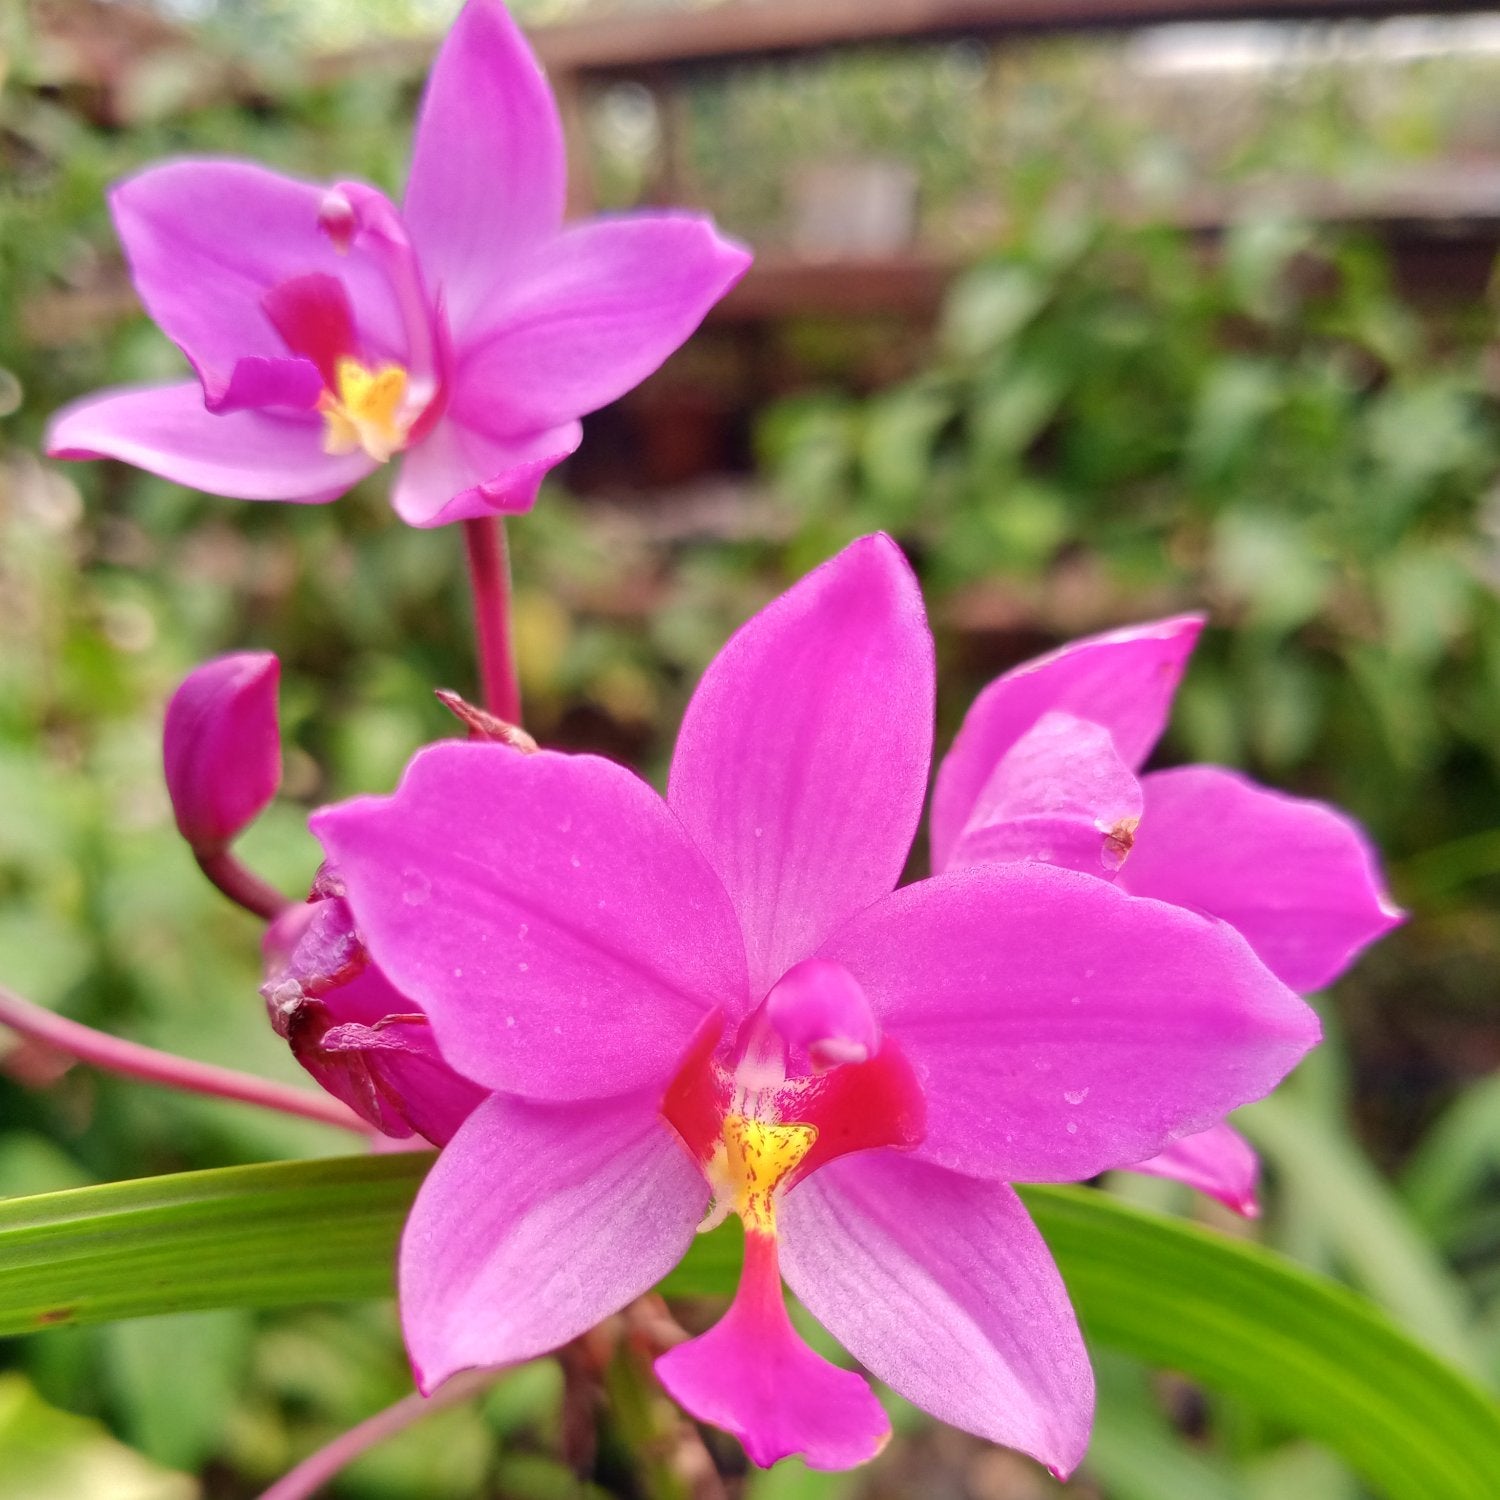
[3,1157,1499,1500]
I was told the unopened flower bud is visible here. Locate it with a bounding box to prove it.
[163,652,281,852]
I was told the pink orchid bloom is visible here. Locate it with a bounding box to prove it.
[312,536,1320,1476]
[930,615,1402,1216]
[45,0,750,527]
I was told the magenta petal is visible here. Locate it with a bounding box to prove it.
[46,383,375,502]
[391,416,581,527]
[818,863,1320,1183]
[453,215,751,436]
[312,742,749,1099]
[1130,1121,1261,1217]
[1118,766,1403,992]
[401,1090,704,1392]
[669,535,934,1001]
[780,1153,1092,1479]
[402,0,566,329]
[212,356,325,414]
[655,1231,889,1470]
[931,615,1203,872]
[947,711,1143,878]
[109,160,404,401]
[163,652,281,851]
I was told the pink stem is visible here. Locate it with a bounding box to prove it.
[257,1370,496,1500]
[0,982,367,1133]
[462,516,522,725]
[195,847,290,923]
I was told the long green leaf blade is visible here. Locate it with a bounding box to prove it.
[1,1156,1497,1500]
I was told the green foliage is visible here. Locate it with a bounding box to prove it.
[761,214,1500,870]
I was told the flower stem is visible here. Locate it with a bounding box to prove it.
[256,1371,495,1500]
[0,981,367,1133]
[462,516,522,725]
[195,847,290,923]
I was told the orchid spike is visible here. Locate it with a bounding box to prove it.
[45,0,750,527]
[313,536,1320,1476]
[932,613,1402,1215]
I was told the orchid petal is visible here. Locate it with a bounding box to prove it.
[453,215,751,436]
[109,161,404,402]
[402,0,566,329]
[946,711,1143,878]
[312,742,748,1100]
[1118,766,1404,992]
[1129,1121,1261,1217]
[669,535,934,1001]
[46,383,375,502]
[213,357,325,414]
[655,1230,889,1470]
[780,1153,1092,1480]
[390,415,580,527]
[401,1089,705,1393]
[931,615,1203,871]
[818,863,1320,1183]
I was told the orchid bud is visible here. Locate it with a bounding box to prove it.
[163,652,281,852]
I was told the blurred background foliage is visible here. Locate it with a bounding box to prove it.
[3,1,1500,1497]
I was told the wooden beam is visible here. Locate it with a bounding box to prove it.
[530,0,1500,77]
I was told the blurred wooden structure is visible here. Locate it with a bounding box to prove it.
[528,0,1500,319]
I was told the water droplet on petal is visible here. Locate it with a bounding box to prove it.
[452,967,463,979]
[518,961,529,972]
[401,868,431,906]
[1065,1120,1079,1134]
[570,854,581,869]
[1063,1088,1090,1105]
[505,1015,516,1028]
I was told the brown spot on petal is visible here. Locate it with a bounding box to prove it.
[1104,817,1139,870]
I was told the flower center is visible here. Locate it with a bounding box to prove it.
[713,1114,817,1234]
[319,357,411,463]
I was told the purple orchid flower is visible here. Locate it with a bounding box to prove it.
[312,536,1320,1476]
[930,616,1402,1216]
[45,0,750,527]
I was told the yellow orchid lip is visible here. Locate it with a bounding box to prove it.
[319,356,411,464]
[713,1114,818,1235]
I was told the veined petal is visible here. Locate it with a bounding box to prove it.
[1118,766,1403,992]
[931,615,1203,872]
[402,0,566,329]
[818,863,1320,1183]
[655,1230,889,1470]
[669,535,934,1002]
[780,1153,1092,1480]
[391,416,580,527]
[1129,1121,1261,1217]
[46,383,375,502]
[110,160,405,403]
[946,711,1143,878]
[401,1089,705,1393]
[452,215,751,436]
[312,742,749,1100]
